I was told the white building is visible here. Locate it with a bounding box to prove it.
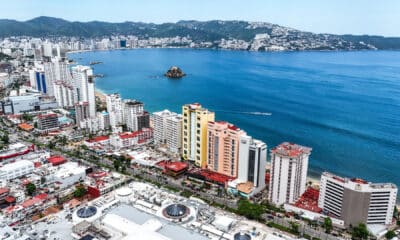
[71,65,95,118]
[153,109,182,153]
[123,100,149,131]
[1,93,58,114]
[106,93,123,127]
[268,142,311,205]
[51,162,86,189]
[228,135,267,198]
[102,214,171,240]
[318,172,397,226]
[239,136,267,190]
[0,73,9,89]
[110,128,153,150]
[97,111,110,130]
[0,160,34,181]
[53,81,74,108]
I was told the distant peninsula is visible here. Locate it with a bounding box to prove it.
[1,16,400,51]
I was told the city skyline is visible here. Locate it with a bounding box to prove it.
[1,0,400,36]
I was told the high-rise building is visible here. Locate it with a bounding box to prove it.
[29,70,47,94]
[206,121,246,177]
[42,42,53,57]
[71,65,95,118]
[238,135,267,190]
[153,109,182,153]
[182,103,215,168]
[53,81,74,108]
[106,93,123,127]
[227,135,267,198]
[318,172,397,226]
[37,113,59,133]
[43,57,72,97]
[74,101,90,126]
[269,142,312,205]
[97,111,110,130]
[165,114,182,154]
[123,100,149,131]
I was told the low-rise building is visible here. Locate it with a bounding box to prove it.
[37,113,59,133]
[0,160,34,181]
[110,128,153,150]
[50,162,86,189]
[1,94,58,114]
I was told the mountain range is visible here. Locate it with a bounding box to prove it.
[1,16,400,50]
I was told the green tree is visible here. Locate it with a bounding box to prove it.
[237,199,265,220]
[290,221,300,234]
[1,133,9,144]
[40,176,46,185]
[351,223,369,240]
[74,184,87,198]
[22,113,33,121]
[113,159,121,171]
[323,217,333,234]
[26,183,36,196]
[47,141,56,149]
[385,230,396,239]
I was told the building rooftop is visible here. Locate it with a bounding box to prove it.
[271,142,311,157]
[86,135,109,143]
[0,187,9,195]
[18,123,34,131]
[0,160,33,172]
[322,171,397,189]
[37,113,57,119]
[124,100,143,106]
[47,155,67,166]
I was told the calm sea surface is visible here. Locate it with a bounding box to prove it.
[69,49,400,187]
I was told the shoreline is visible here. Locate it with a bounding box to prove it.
[80,50,399,204]
[66,46,385,56]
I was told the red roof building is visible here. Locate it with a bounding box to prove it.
[0,187,9,202]
[271,142,312,158]
[292,187,322,213]
[47,155,67,166]
[187,168,235,187]
[157,160,189,177]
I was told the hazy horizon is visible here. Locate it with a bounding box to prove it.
[1,0,399,37]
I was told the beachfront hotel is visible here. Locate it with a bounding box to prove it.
[106,93,124,128]
[318,172,398,226]
[181,103,215,167]
[153,109,183,154]
[268,142,311,205]
[123,99,150,132]
[206,121,246,177]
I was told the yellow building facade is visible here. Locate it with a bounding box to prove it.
[182,103,215,168]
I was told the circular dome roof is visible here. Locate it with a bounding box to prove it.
[77,206,97,218]
[116,187,132,197]
[234,233,252,240]
[162,203,190,219]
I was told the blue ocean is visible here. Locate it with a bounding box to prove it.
[69,49,400,187]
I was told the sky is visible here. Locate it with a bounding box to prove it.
[1,0,399,36]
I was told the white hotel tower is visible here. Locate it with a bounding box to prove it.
[71,65,95,118]
[318,172,397,226]
[268,142,311,205]
[153,109,182,154]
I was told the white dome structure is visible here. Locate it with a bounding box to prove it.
[115,187,133,203]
